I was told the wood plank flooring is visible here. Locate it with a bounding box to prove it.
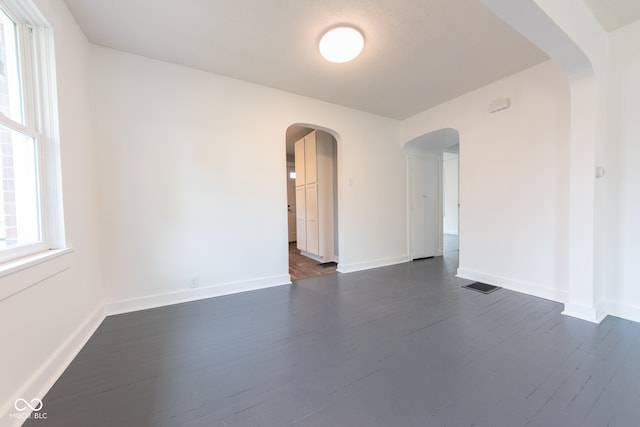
[288,242,337,281]
[25,249,640,427]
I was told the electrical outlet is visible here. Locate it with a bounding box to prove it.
[189,276,200,288]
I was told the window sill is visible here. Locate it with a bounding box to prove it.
[0,248,74,303]
[0,247,73,278]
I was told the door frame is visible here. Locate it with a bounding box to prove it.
[403,128,460,263]
[285,124,341,277]
[286,162,297,243]
[442,151,460,239]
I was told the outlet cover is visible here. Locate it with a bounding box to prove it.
[189,276,200,288]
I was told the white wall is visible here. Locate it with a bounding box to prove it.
[90,47,407,313]
[443,152,459,235]
[605,20,640,321]
[511,0,640,323]
[0,0,103,423]
[403,60,571,302]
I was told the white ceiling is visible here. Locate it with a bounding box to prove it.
[583,0,640,31]
[62,0,549,120]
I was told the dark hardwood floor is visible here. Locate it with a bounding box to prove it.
[288,242,337,281]
[26,247,640,427]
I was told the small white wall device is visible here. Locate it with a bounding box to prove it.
[488,97,511,113]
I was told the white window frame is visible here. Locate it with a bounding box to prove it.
[0,0,65,264]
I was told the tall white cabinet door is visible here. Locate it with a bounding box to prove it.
[296,185,307,250]
[304,133,317,184]
[305,183,319,255]
[294,139,306,186]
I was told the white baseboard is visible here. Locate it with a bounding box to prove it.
[604,300,640,324]
[104,274,291,316]
[298,251,337,264]
[337,255,409,274]
[562,301,608,324]
[456,267,568,303]
[2,305,105,427]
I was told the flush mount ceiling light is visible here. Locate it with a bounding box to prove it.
[319,26,364,63]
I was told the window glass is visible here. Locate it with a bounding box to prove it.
[0,124,40,248]
[0,8,23,124]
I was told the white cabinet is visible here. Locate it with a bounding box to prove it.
[294,130,336,262]
[294,139,306,186]
[295,185,306,249]
[305,182,319,254]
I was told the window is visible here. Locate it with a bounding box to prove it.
[0,0,63,263]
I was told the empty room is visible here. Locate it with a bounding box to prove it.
[2,0,640,426]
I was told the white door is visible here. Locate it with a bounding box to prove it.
[287,164,297,242]
[410,154,440,259]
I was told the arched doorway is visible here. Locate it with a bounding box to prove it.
[480,0,601,322]
[285,124,339,281]
[403,128,460,268]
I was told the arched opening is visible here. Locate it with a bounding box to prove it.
[403,128,460,272]
[480,0,601,322]
[285,124,339,281]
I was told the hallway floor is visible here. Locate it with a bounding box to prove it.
[288,242,337,281]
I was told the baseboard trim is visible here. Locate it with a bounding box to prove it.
[3,304,105,427]
[337,255,409,274]
[298,251,337,264]
[456,267,568,303]
[604,300,640,324]
[104,275,291,316]
[562,301,608,324]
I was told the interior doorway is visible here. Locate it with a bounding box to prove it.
[285,125,339,281]
[404,128,460,271]
[442,150,459,257]
[286,163,297,243]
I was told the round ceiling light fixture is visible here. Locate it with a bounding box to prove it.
[319,26,364,63]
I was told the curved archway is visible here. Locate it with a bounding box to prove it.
[287,122,341,142]
[284,123,340,282]
[404,128,460,154]
[480,0,602,322]
[403,128,460,263]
